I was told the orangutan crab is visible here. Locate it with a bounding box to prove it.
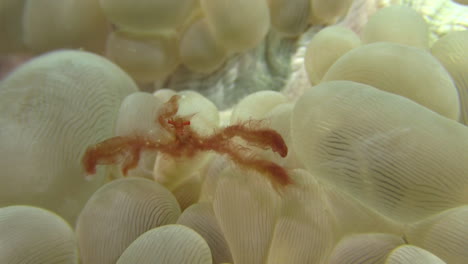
[82,95,292,191]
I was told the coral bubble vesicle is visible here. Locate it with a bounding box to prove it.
[322,42,460,120]
[116,225,212,264]
[405,206,468,263]
[361,5,430,49]
[291,80,468,223]
[269,0,310,36]
[0,50,137,224]
[431,30,468,125]
[201,0,270,52]
[180,19,228,74]
[99,0,197,33]
[105,31,180,82]
[327,233,404,264]
[76,178,181,264]
[304,25,361,84]
[23,0,108,53]
[385,245,447,264]
[0,206,78,264]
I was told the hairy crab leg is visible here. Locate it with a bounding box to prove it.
[222,124,288,157]
[199,134,293,190]
[82,136,165,176]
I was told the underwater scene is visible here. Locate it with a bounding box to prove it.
[0,0,467,263]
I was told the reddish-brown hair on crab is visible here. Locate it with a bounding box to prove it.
[82,95,292,191]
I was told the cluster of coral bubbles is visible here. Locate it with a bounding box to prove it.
[0,0,467,263]
[1,0,358,82]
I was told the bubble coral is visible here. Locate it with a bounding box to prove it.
[0,0,468,263]
[304,25,361,84]
[179,19,228,74]
[99,0,197,33]
[201,0,270,52]
[361,5,430,49]
[0,206,78,264]
[431,30,468,124]
[292,80,468,223]
[0,50,137,224]
[322,42,460,120]
[105,31,180,82]
[76,178,181,264]
[268,0,310,37]
[386,245,447,264]
[117,225,212,264]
